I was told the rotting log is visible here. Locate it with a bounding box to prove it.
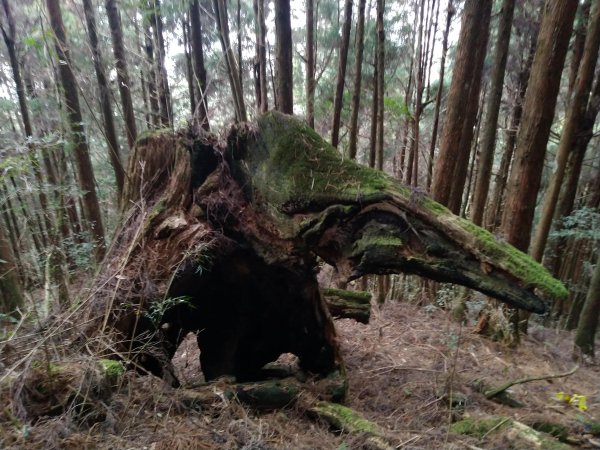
[322,288,371,323]
[77,112,565,393]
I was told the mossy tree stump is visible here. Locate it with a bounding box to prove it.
[79,112,564,392]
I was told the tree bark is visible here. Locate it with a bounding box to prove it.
[143,19,161,127]
[46,0,105,260]
[306,0,315,127]
[83,0,125,200]
[574,249,600,358]
[431,0,492,212]
[214,0,247,122]
[470,0,516,226]
[275,0,293,114]
[531,0,600,262]
[255,0,268,114]
[331,0,353,148]
[375,0,385,171]
[426,0,453,191]
[148,0,172,128]
[500,0,577,253]
[106,0,138,150]
[347,0,366,160]
[190,0,210,130]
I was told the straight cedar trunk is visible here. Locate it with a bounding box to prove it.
[148,0,172,128]
[368,50,378,168]
[486,34,537,231]
[574,250,600,358]
[144,21,161,127]
[237,0,243,95]
[82,0,125,199]
[46,0,105,260]
[427,0,453,190]
[275,0,293,114]
[568,1,591,93]
[0,223,23,314]
[331,0,353,148]
[501,0,578,253]
[431,0,492,212]
[254,0,268,114]
[347,0,366,160]
[214,0,247,122]
[190,0,210,130]
[106,0,138,150]
[470,0,516,226]
[530,1,600,262]
[375,0,385,171]
[306,0,315,127]
[183,17,196,115]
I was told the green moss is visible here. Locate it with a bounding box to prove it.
[456,218,567,299]
[135,127,173,147]
[529,422,568,442]
[322,288,371,304]
[450,416,510,438]
[99,359,125,378]
[312,401,379,434]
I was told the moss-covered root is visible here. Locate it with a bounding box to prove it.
[451,416,573,449]
[309,402,395,450]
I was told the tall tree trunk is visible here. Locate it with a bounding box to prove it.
[144,19,160,127]
[426,0,453,191]
[306,0,315,127]
[183,16,196,116]
[369,52,378,168]
[46,0,105,261]
[500,0,578,253]
[106,0,138,150]
[470,0,516,226]
[530,0,600,261]
[431,0,492,212]
[275,0,293,114]
[255,0,268,114]
[214,0,247,122]
[347,0,366,160]
[574,249,600,358]
[331,0,353,148]
[375,0,385,171]
[148,0,172,128]
[568,1,591,92]
[190,0,210,130]
[82,0,125,200]
[485,34,537,231]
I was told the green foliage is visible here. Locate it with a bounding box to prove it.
[551,207,600,241]
[146,296,193,326]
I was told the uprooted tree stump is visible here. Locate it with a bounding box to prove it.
[77,112,565,396]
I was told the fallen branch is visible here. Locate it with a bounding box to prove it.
[321,288,371,324]
[484,366,579,399]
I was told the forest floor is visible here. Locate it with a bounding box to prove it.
[2,298,600,449]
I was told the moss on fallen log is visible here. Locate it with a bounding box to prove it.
[322,288,371,323]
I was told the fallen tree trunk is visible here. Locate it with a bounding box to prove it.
[322,288,372,323]
[77,112,565,390]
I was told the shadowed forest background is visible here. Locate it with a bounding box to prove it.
[1,0,600,448]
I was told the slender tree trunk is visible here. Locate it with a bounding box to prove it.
[347,0,366,160]
[183,16,196,116]
[431,0,492,211]
[568,1,591,92]
[470,0,516,225]
[275,0,293,114]
[83,0,125,200]
[574,249,600,358]
[375,0,385,171]
[500,0,578,253]
[331,0,353,148]
[149,0,172,128]
[426,0,453,191]
[486,34,536,231]
[214,0,247,122]
[106,0,138,149]
[255,0,268,113]
[46,0,105,261]
[306,0,315,127]
[531,0,600,261]
[369,52,378,168]
[143,21,160,128]
[190,0,210,130]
